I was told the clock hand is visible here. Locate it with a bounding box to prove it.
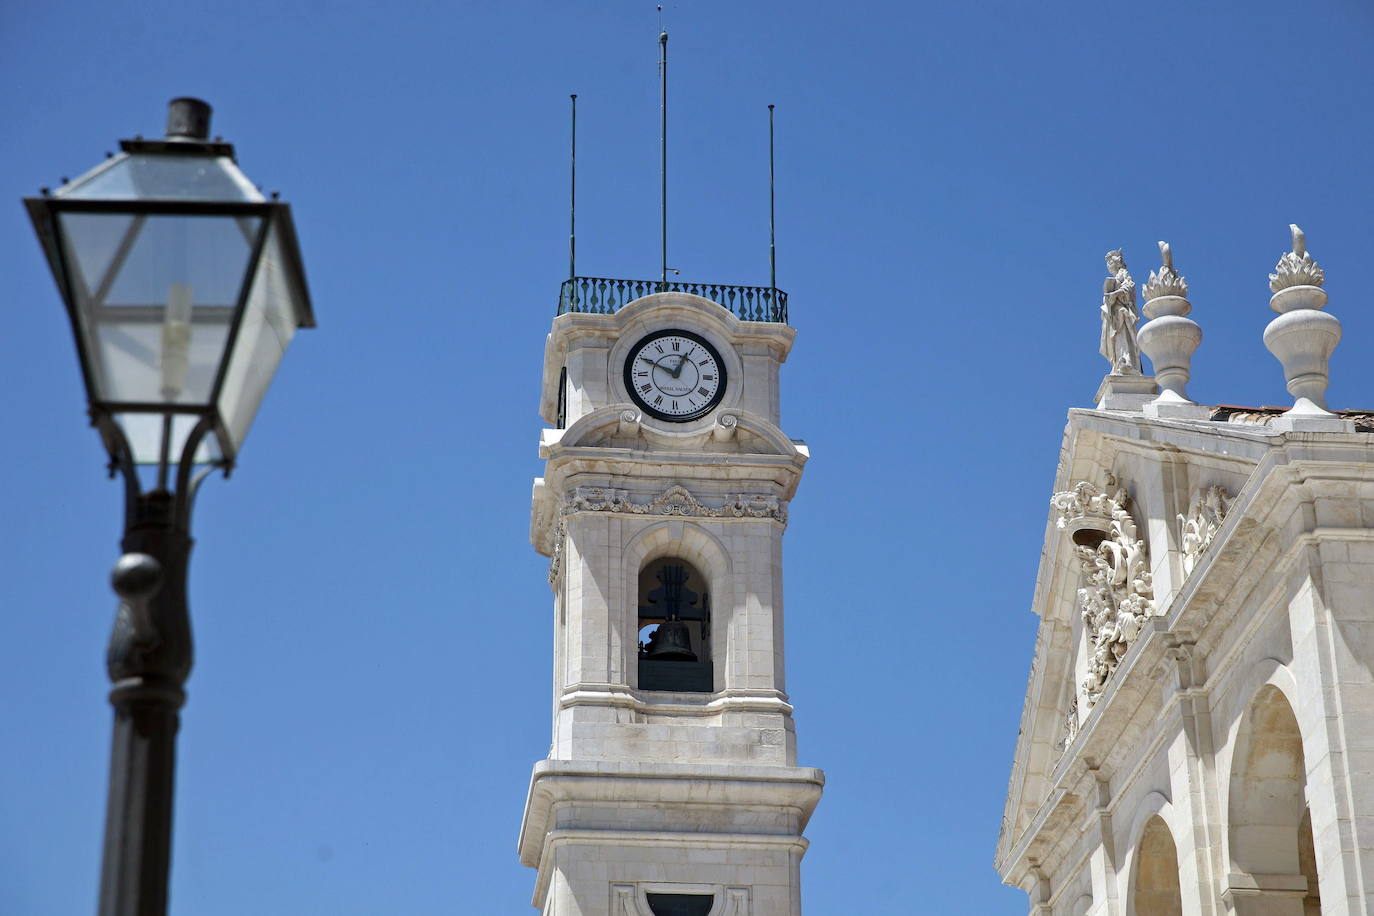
[671,355,688,378]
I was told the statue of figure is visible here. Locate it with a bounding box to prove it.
[1100,249,1142,375]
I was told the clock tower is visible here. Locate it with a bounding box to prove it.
[519,278,823,915]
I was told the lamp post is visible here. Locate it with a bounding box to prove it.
[24,98,315,916]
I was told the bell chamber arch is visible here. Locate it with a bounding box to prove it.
[637,557,712,693]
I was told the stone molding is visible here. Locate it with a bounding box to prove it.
[518,760,825,869]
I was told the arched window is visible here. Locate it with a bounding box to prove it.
[637,557,712,693]
[1131,816,1182,916]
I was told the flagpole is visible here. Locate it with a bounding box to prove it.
[659,29,668,288]
[569,93,577,280]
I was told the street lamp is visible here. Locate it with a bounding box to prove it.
[24,97,314,916]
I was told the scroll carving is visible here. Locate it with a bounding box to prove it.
[1178,485,1232,576]
[1052,476,1156,707]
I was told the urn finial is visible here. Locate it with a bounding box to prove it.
[1139,240,1207,417]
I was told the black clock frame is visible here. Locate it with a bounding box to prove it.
[623,329,728,423]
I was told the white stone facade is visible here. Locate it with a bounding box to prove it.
[522,293,822,915]
[997,406,1374,915]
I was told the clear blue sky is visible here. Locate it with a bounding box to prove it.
[3,1,1373,913]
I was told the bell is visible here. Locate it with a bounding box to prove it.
[644,619,697,661]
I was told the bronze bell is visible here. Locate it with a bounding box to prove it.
[644,619,697,661]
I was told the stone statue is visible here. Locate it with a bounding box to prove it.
[1100,249,1142,375]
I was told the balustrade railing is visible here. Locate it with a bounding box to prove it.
[557,277,788,324]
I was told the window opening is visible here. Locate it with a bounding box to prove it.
[638,560,712,693]
[646,892,715,916]
[556,366,568,428]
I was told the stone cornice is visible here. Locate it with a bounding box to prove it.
[518,760,825,869]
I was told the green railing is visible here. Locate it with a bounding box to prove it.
[557,276,788,324]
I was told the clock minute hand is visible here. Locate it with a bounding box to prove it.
[670,356,688,378]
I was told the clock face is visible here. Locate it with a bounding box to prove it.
[623,329,728,422]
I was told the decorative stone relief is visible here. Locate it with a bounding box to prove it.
[564,484,787,524]
[1100,249,1142,375]
[1052,476,1156,707]
[1178,485,1232,576]
[1057,694,1080,753]
[547,520,565,584]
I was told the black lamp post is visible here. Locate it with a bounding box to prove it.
[24,98,315,916]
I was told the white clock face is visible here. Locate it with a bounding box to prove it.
[623,330,727,422]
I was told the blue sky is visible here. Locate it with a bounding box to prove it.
[3,1,1373,913]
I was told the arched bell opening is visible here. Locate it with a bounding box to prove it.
[1130,815,1183,916]
[637,557,712,693]
[1227,683,1312,911]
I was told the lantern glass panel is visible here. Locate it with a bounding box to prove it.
[64,152,261,202]
[57,211,263,408]
[217,221,300,454]
[113,412,222,466]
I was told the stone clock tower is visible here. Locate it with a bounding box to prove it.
[519,281,823,916]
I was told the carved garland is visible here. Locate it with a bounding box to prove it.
[547,485,787,583]
[1052,475,1157,709]
[564,485,787,523]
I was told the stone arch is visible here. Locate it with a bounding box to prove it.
[1227,682,1311,904]
[1128,815,1183,916]
[623,521,732,691]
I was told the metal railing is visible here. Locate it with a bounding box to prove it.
[557,276,788,324]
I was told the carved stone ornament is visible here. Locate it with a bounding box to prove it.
[564,484,787,524]
[1051,475,1124,542]
[547,520,566,584]
[1143,241,1189,301]
[1057,694,1080,753]
[1269,223,1326,292]
[1177,485,1232,577]
[1100,249,1143,375]
[1052,476,1156,707]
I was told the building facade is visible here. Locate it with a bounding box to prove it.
[520,284,822,915]
[997,232,1374,915]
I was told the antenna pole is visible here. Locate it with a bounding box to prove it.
[569,93,577,280]
[768,104,776,290]
[659,29,668,288]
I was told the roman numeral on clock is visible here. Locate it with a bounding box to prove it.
[640,384,652,394]
[698,387,711,396]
